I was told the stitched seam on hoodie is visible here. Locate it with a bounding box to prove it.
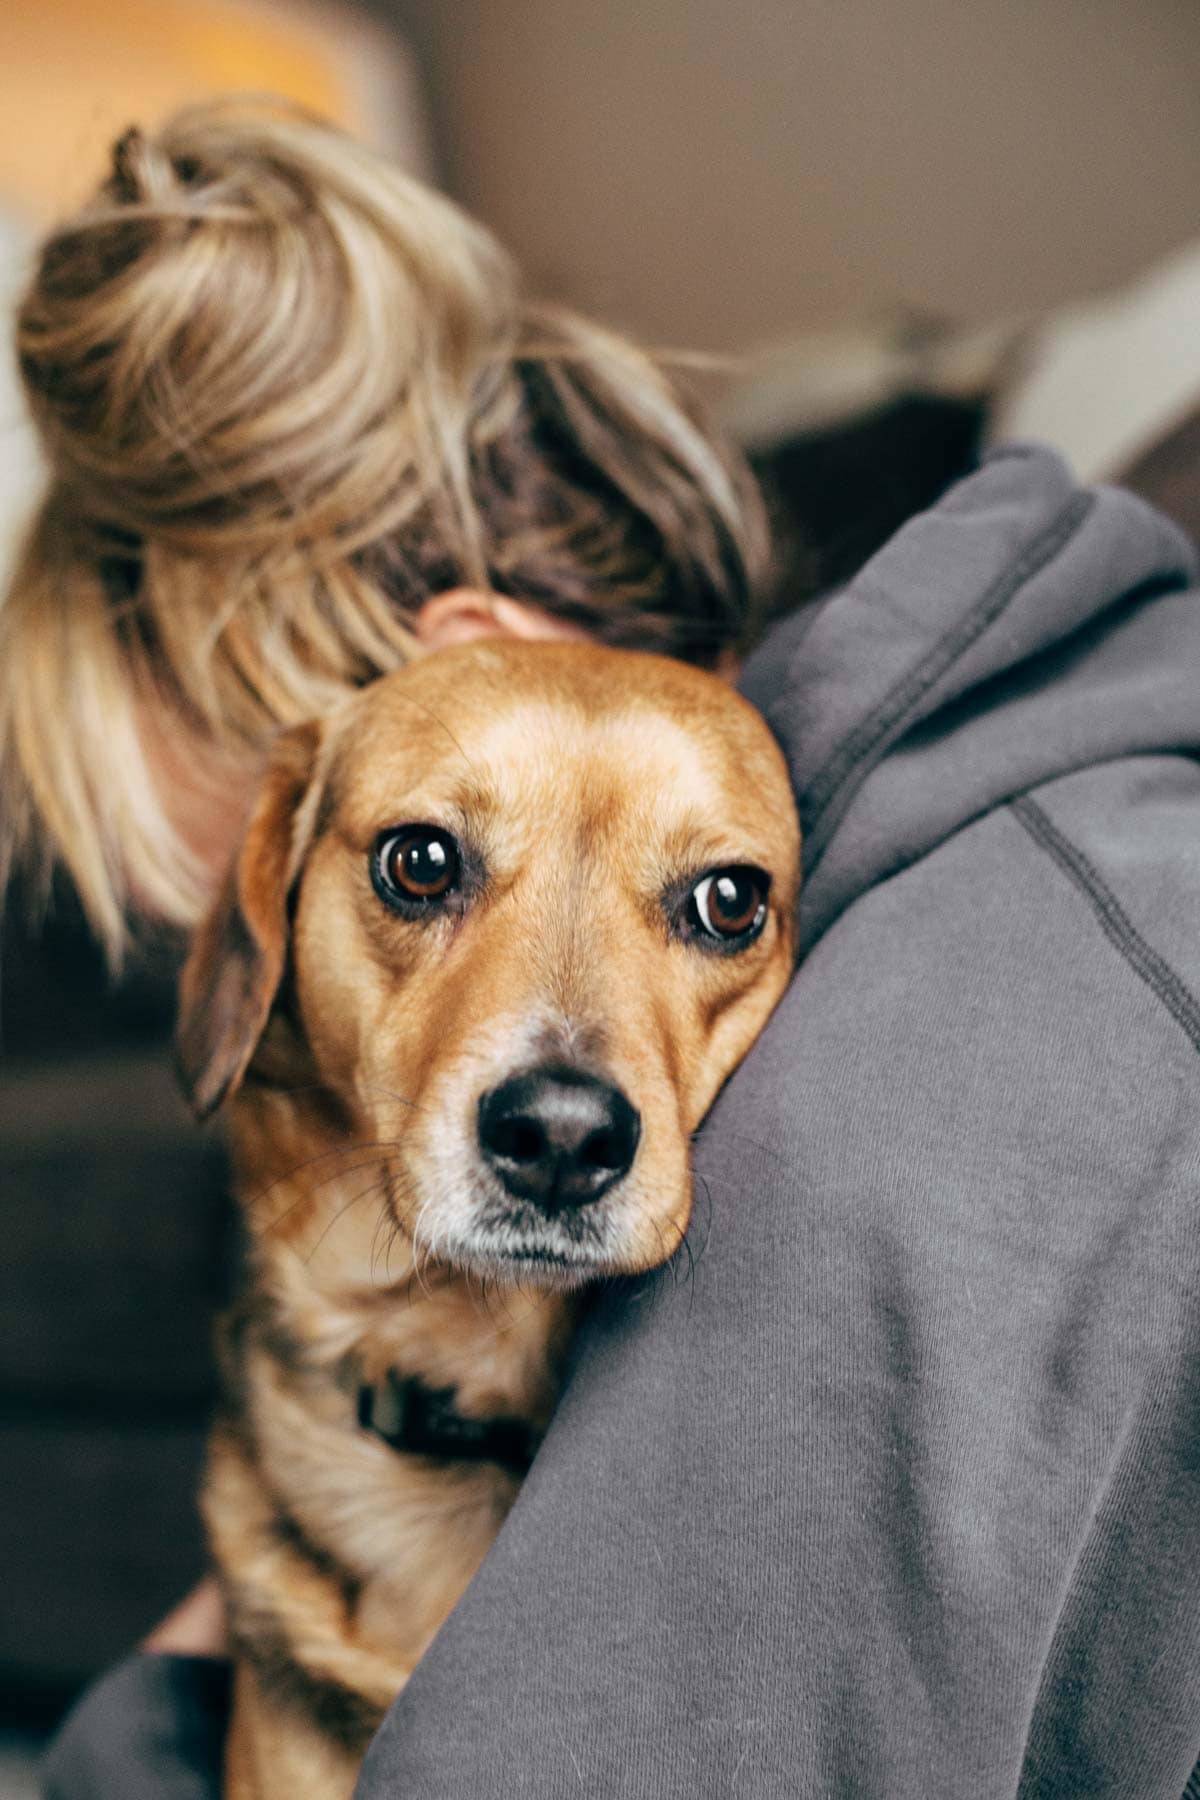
[1011,795,1200,1056]
[801,491,1095,857]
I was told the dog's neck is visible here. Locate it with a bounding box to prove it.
[226,1080,574,1456]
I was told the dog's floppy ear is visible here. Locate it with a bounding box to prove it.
[176,721,325,1120]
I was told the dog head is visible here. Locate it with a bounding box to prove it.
[177,641,799,1290]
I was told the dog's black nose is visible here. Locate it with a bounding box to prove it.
[478,1067,641,1212]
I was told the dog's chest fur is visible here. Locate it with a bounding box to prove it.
[206,1228,573,1760]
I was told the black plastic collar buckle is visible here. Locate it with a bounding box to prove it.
[357,1372,538,1478]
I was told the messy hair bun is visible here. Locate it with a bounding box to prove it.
[2,99,767,959]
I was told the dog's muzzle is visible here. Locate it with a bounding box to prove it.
[477,1064,640,1214]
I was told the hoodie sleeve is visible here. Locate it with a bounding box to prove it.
[42,1655,230,1800]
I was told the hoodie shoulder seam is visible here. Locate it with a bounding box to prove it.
[1010,794,1200,1058]
[802,490,1094,858]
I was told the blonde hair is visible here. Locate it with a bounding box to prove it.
[1,99,768,964]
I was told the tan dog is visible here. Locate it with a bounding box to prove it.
[176,640,800,1798]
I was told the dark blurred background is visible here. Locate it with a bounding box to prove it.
[3,1,1200,1788]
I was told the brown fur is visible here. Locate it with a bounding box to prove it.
[177,641,800,1797]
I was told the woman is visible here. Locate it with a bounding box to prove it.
[1,101,766,962]
[12,105,1200,1799]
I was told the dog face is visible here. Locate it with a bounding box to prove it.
[178,641,799,1290]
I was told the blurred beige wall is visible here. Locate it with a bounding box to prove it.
[386,0,1200,350]
[0,0,429,224]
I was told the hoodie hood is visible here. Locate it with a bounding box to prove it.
[740,443,1200,954]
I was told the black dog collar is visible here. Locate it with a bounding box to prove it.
[356,1371,539,1479]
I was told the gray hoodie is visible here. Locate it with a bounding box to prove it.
[44,446,1200,1798]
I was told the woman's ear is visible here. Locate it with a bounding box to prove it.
[414,588,591,650]
[175,721,325,1120]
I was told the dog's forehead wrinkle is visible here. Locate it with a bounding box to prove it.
[331,682,785,871]
[355,679,484,774]
[464,701,727,796]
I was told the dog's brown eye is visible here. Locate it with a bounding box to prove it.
[373,827,461,909]
[689,867,769,945]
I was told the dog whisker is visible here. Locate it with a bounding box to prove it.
[365,1185,425,1295]
[700,1128,789,1167]
[687,1170,715,1273]
[653,1214,695,1308]
[671,1222,697,1313]
[385,688,482,782]
[369,1209,405,1293]
[367,1207,391,1288]
[407,1194,442,1305]
[474,1269,515,1328]
[354,1081,425,1112]
[245,1078,427,1115]
[245,1139,411,1216]
[302,1175,393,1266]
[259,1155,406,1239]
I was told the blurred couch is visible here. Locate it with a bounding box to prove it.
[0,896,235,1724]
[730,241,1200,616]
